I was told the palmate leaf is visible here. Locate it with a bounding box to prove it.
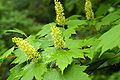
[36,23,56,37]
[96,24,120,55]
[65,39,83,49]
[26,35,41,50]
[68,49,84,59]
[67,15,81,20]
[65,38,97,49]
[0,47,14,60]
[15,62,47,80]
[95,3,110,17]
[12,49,28,64]
[63,64,90,80]
[42,48,73,72]
[41,47,56,63]
[55,50,73,73]
[62,28,76,40]
[39,33,54,49]
[43,64,91,80]
[101,10,120,24]
[105,52,120,65]
[65,20,87,29]
[7,63,25,80]
[96,10,120,30]
[42,47,84,73]
[43,69,62,80]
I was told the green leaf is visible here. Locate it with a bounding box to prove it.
[113,19,120,25]
[114,0,120,5]
[42,48,84,73]
[43,65,90,80]
[96,10,120,29]
[36,23,56,37]
[67,15,81,20]
[41,47,56,63]
[108,71,120,80]
[43,69,62,80]
[68,49,84,59]
[39,33,54,49]
[7,64,25,80]
[82,38,97,47]
[43,48,73,73]
[63,28,76,40]
[86,47,95,59]
[0,47,14,60]
[12,49,29,64]
[101,10,120,24]
[55,50,73,73]
[106,52,120,65]
[65,39,83,49]
[26,35,41,50]
[65,20,87,29]
[96,24,120,55]
[4,28,25,35]
[95,3,110,17]
[63,64,90,80]
[16,62,47,80]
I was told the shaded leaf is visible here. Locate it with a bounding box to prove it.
[63,64,90,80]
[12,49,28,64]
[16,62,47,80]
[4,28,25,35]
[65,20,87,29]
[7,64,25,80]
[96,24,120,55]
[0,47,14,60]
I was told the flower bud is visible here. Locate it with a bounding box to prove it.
[54,0,65,26]
[51,26,64,49]
[12,37,40,62]
[85,0,94,20]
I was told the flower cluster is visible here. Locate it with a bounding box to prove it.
[54,0,65,26]
[12,37,40,62]
[85,0,94,20]
[51,26,65,49]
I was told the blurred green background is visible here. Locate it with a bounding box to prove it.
[0,0,120,80]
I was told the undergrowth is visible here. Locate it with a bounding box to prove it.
[0,0,120,80]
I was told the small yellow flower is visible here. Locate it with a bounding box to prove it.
[85,0,94,20]
[12,37,40,62]
[51,26,64,49]
[54,0,65,26]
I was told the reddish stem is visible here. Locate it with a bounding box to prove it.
[96,55,120,70]
[96,62,120,71]
[53,66,61,71]
[80,26,98,33]
[24,33,28,38]
[8,56,16,58]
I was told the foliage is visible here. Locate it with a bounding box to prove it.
[0,0,120,80]
[0,1,42,54]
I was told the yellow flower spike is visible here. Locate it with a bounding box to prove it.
[85,0,94,20]
[54,0,65,26]
[51,26,65,49]
[12,37,40,62]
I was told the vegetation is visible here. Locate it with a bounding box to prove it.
[0,0,120,80]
